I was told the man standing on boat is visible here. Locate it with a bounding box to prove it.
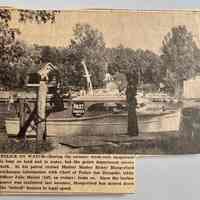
[7,94,14,112]
[126,71,139,136]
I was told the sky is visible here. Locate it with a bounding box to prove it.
[0,1,200,53]
[1,0,200,10]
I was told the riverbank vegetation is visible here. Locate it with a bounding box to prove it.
[0,9,200,96]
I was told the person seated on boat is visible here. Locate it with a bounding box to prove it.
[103,72,113,88]
[64,87,72,99]
[161,105,166,112]
[104,81,120,96]
[104,102,117,112]
[7,94,14,112]
[80,87,86,96]
[50,90,64,112]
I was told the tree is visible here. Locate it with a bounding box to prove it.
[18,9,60,24]
[107,45,139,136]
[66,23,106,89]
[0,9,60,147]
[126,69,139,136]
[0,21,27,88]
[107,46,162,89]
[0,25,45,89]
[106,45,136,74]
[0,9,60,89]
[161,25,200,97]
[134,49,162,87]
[40,46,64,65]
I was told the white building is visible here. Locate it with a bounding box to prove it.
[183,75,200,99]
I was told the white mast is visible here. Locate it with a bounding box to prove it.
[81,60,93,95]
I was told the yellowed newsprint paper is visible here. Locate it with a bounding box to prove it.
[1,8,200,194]
[0,154,135,194]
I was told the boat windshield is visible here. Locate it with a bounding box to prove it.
[87,103,127,113]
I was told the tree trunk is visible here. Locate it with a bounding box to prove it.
[126,79,139,136]
[127,96,138,136]
[17,105,37,138]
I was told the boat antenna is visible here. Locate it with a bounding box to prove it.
[81,60,93,95]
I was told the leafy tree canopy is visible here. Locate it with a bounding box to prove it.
[65,23,107,88]
[161,25,200,95]
[0,9,60,89]
[106,46,162,88]
[161,25,200,80]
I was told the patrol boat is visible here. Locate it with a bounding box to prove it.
[5,61,182,137]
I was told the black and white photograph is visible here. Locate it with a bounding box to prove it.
[0,8,200,154]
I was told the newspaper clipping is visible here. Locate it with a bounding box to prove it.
[1,8,200,194]
[0,154,135,194]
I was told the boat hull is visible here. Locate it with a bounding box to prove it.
[5,109,182,137]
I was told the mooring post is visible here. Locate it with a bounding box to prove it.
[36,80,48,148]
[19,98,25,132]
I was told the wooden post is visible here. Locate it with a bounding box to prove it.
[19,98,25,132]
[36,80,48,147]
